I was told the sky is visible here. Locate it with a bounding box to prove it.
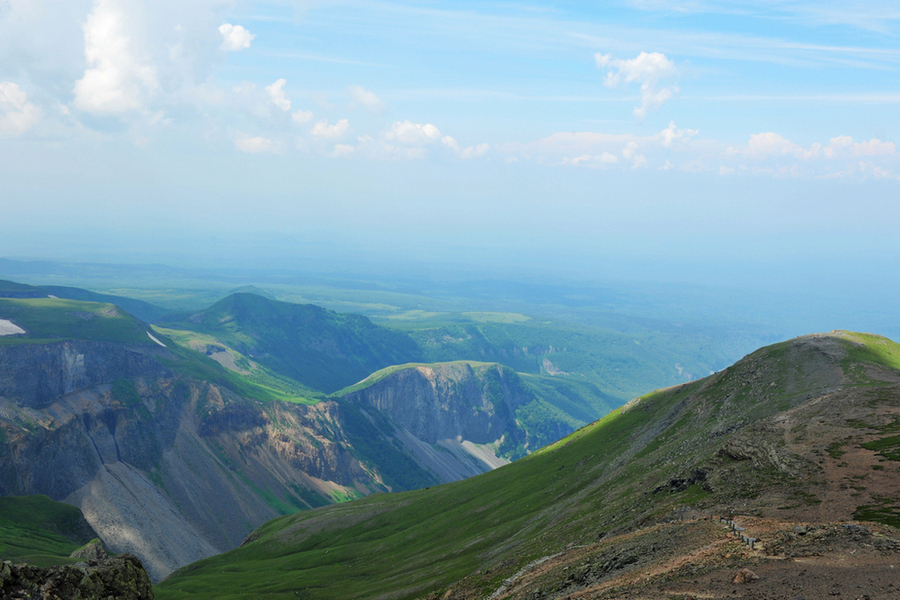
[0,0,898,291]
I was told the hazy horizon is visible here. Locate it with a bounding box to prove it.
[1,0,897,332]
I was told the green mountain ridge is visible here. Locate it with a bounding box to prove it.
[158,292,424,394]
[0,278,169,323]
[155,330,900,600]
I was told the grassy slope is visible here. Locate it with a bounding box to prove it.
[392,315,738,402]
[0,278,170,323]
[155,331,900,600]
[157,293,423,394]
[0,296,321,406]
[0,297,157,346]
[0,495,98,567]
[155,385,705,600]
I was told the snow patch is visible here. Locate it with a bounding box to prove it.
[0,319,25,336]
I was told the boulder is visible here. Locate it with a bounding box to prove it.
[0,554,153,599]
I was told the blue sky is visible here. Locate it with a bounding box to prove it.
[0,0,898,288]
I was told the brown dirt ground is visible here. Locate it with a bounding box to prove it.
[478,517,900,600]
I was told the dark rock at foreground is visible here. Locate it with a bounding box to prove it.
[0,554,153,600]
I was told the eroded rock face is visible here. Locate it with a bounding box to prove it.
[69,539,109,562]
[0,340,169,409]
[0,555,154,600]
[343,363,529,445]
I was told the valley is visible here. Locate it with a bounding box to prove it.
[0,274,897,599]
[155,330,900,600]
[0,279,646,581]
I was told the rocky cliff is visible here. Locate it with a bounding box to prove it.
[344,363,528,445]
[0,301,534,582]
[341,363,532,479]
[0,351,390,580]
[0,554,154,600]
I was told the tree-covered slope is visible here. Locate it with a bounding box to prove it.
[156,331,900,600]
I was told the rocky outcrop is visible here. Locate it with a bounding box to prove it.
[0,372,386,581]
[69,539,109,562]
[0,331,534,582]
[0,340,169,409]
[0,555,153,600]
[343,363,529,445]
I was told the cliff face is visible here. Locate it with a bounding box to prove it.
[340,363,532,479]
[0,345,534,581]
[345,363,529,445]
[0,339,389,581]
[0,341,168,409]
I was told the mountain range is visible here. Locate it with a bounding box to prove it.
[0,284,611,580]
[1,278,898,598]
[154,330,900,600]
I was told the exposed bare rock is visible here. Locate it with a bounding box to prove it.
[0,340,169,409]
[0,554,153,600]
[342,362,529,448]
[732,567,759,584]
[69,538,108,562]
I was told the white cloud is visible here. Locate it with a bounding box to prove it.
[657,121,698,147]
[311,119,350,139]
[622,141,647,168]
[381,121,488,159]
[219,23,254,52]
[234,133,277,153]
[292,109,313,124]
[73,0,158,115]
[595,51,679,119]
[742,132,823,160]
[744,132,797,158]
[0,82,41,135]
[824,135,896,158]
[565,152,619,168]
[265,78,291,111]
[458,143,490,159]
[384,120,442,145]
[510,124,705,169]
[716,131,899,179]
[348,85,386,114]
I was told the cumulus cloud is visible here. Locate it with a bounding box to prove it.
[265,78,291,111]
[657,121,698,147]
[219,23,254,52]
[348,85,386,114]
[73,0,158,115]
[324,121,487,160]
[0,82,41,135]
[564,153,619,168]
[381,121,487,158]
[622,141,647,168]
[384,120,442,145]
[311,119,350,139]
[292,109,313,124]
[744,132,801,158]
[718,132,899,179]
[595,51,678,120]
[234,133,277,153]
[824,135,896,158]
[458,143,490,159]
